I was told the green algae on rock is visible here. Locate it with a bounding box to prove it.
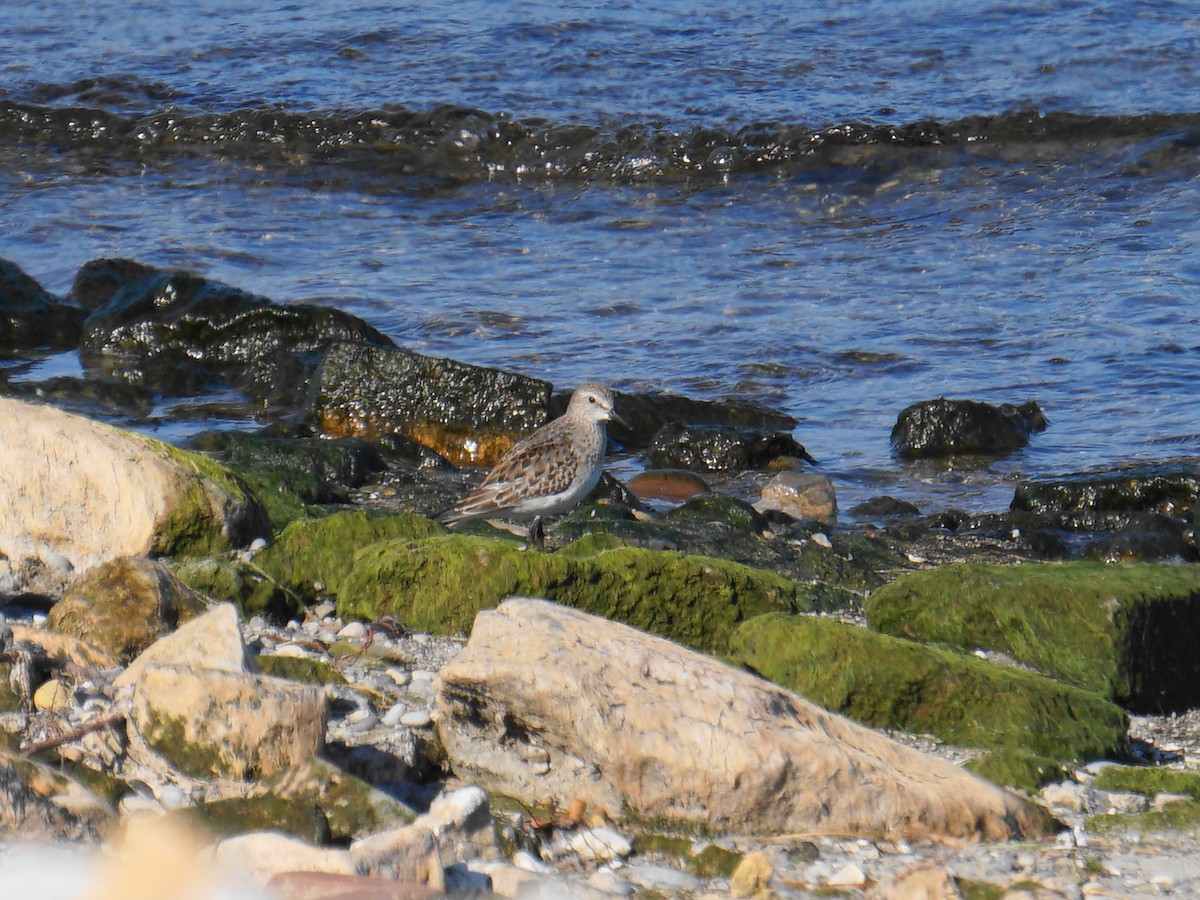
[964,748,1072,794]
[256,654,347,686]
[865,561,1200,712]
[336,534,808,654]
[172,795,330,844]
[730,612,1128,765]
[255,509,446,601]
[47,557,209,663]
[173,554,298,621]
[255,755,418,842]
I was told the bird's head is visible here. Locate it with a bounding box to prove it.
[570,382,628,428]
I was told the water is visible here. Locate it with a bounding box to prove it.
[2,1,1199,514]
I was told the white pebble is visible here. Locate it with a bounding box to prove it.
[513,850,554,874]
[385,667,410,686]
[811,532,833,548]
[410,669,436,682]
[827,863,867,887]
[248,537,268,552]
[270,643,310,659]
[571,827,632,861]
[381,705,409,727]
[399,709,432,728]
[338,621,369,639]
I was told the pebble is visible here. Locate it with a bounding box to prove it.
[587,867,634,896]
[385,667,410,686]
[513,850,554,874]
[398,709,431,728]
[269,643,310,659]
[622,863,703,893]
[570,827,632,862]
[337,621,368,640]
[827,862,867,887]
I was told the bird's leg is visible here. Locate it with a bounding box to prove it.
[526,516,545,549]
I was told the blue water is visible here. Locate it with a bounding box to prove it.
[2,1,1199,514]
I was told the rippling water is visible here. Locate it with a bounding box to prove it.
[2,1,1199,514]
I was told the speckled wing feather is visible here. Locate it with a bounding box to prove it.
[443,419,582,521]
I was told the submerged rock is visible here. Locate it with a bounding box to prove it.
[866,561,1200,712]
[436,598,1049,839]
[731,612,1128,780]
[891,397,1047,458]
[0,398,268,573]
[1012,460,1200,530]
[0,258,87,349]
[309,342,553,466]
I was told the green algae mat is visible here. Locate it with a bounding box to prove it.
[730,612,1128,770]
[865,561,1200,712]
[254,510,810,654]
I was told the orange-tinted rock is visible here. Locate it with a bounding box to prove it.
[626,469,711,503]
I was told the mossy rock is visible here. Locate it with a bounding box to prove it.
[1087,798,1200,835]
[174,554,298,621]
[172,794,329,843]
[255,509,446,601]
[0,663,21,713]
[964,748,1072,794]
[257,755,417,842]
[1091,764,1200,800]
[730,612,1128,764]
[337,534,808,654]
[257,655,347,686]
[150,438,271,557]
[554,501,896,612]
[865,561,1200,712]
[46,557,209,663]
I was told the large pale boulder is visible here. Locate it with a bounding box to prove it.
[0,397,267,573]
[115,602,250,690]
[436,598,1050,841]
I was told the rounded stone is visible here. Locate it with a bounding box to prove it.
[757,470,837,525]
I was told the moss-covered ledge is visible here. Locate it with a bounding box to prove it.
[865,561,1200,712]
[730,612,1128,770]
[333,534,810,654]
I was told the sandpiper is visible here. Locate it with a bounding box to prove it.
[439,382,626,541]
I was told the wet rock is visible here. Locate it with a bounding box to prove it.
[0,258,87,349]
[309,342,553,467]
[436,598,1049,839]
[556,389,797,451]
[891,398,1047,458]
[333,533,806,655]
[194,432,388,529]
[848,496,922,519]
[127,665,326,781]
[114,602,251,690]
[730,612,1128,784]
[66,257,157,310]
[79,266,393,405]
[0,397,268,573]
[646,422,815,471]
[46,557,209,663]
[1012,460,1200,529]
[8,375,155,420]
[625,469,710,503]
[756,470,837,525]
[1082,513,1196,563]
[866,561,1200,712]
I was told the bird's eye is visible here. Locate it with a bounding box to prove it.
[588,396,596,403]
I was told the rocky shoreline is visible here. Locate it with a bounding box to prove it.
[3,256,1200,898]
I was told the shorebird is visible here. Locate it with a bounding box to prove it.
[439,382,626,542]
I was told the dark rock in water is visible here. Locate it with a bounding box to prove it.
[848,496,922,519]
[1012,461,1200,526]
[6,374,155,419]
[547,389,797,450]
[67,257,157,310]
[79,267,394,406]
[891,397,1047,458]
[0,259,87,349]
[1082,513,1197,563]
[309,342,552,467]
[646,423,816,471]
